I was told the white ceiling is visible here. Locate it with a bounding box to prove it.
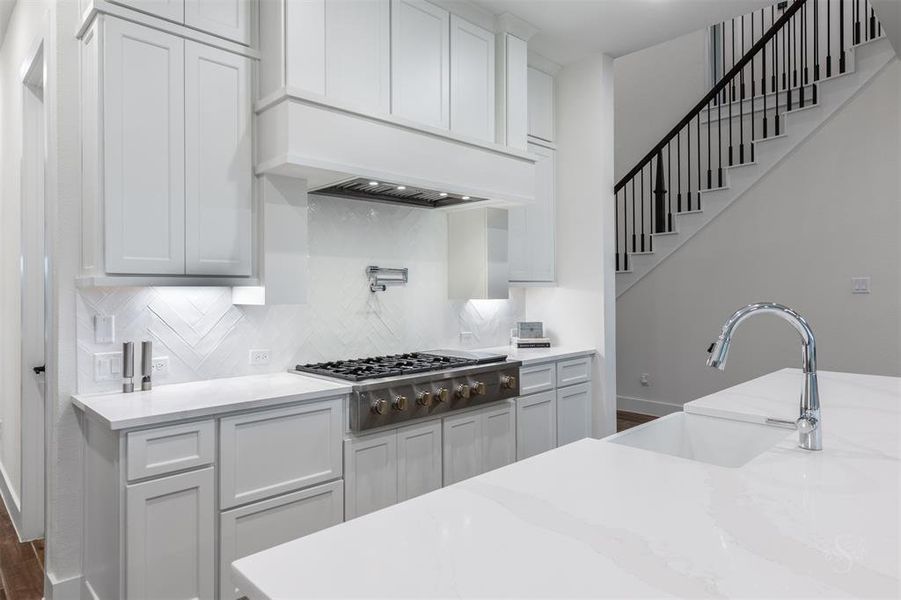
[0,0,16,50]
[467,0,777,64]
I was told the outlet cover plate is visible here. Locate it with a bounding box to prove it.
[249,349,271,366]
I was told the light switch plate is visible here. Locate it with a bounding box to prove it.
[93,351,122,382]
[94,315,115,344]
[852,277,871,294]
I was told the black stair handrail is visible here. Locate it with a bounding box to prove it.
[614,0,805,193]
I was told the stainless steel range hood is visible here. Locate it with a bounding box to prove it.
[313,178,488,209]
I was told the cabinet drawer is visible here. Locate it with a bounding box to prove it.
[516,391,556,460]
[219,398,344,509]
[219,481,344,600]
[126,419,215,481]
[557,356,591,387]
[519,362,556,395]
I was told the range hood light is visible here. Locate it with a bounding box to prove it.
[439,192,448,197]
[396,185,406,190]
[462,196,470,200]
[368,181,379,186]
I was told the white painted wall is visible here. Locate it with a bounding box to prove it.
[76,195,526,394]
[617,60,901,415]
[525,52,617,438]
[614,28,708,180]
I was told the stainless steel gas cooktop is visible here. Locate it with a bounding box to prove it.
[292,350,521,432]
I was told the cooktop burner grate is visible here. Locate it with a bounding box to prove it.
[296,352,475,381]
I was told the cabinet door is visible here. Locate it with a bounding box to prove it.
[516,391,557,460]
[557,382,592,447]
[507,204,529,282]
[344,432,397,519]
[442,411,482,485]
[391,0,450,128]
[111,0,184,22]
[184,41,253,276]
[396,421,442,502]
[219,481,343,600]
[103,18,185,275]
[528,67,555,142]
[482,402,516,473]
[325,0,391,113]
[529,143,556,282]
[126,468,214,600]
[450,15,495,141]
[219,398,344,509]
[499,33,528,149]
[185,0,252,45]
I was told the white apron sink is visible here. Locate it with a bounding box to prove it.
[608,411,792,468]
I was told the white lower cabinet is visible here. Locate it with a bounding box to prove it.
[516,390,557,460]
[513,355,594,460]
[557,382,592,446]
[219,481,344,600]
[397,421,443,502]
[345,420,443,519]
[344,431,398,519]
[125,467,215,600]
[443,401,515,485]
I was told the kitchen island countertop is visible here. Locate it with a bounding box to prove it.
[233,368,900,599]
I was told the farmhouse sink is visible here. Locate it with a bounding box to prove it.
[608,411,792,468]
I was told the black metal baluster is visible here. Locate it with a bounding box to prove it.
[653,152,666,234]
[722,22,728,104]
[855,0,861,43]
[814,0,820,81]
[751,11,756,162]
[630,178,636,253]
[741,15,747,99]
[687,122,692,211]
[793,5,798,88]
[718,82,723,186]
[800,3,807,107]
[615,190,620,271]
[696,115,701,206]
[840,0,846,73]
[677,131,682,213]
[731,18,737,102]
[640,166,646,252]
[870,5,877,40]
[787,8,794,111]
[773,6,779,91]
[762,8,769,138]
[707,101,712,189]
[827,0,833,76]
[667,143,673,230]
[783,5,788,90]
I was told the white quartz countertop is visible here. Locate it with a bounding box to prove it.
[72,372,351,430]
[232,368,900,599]
[477,345,595,366]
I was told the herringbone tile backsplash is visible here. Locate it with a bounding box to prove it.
[77,196,525,393]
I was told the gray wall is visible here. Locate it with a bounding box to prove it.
[617,60,901,414]
[614,29,708,180]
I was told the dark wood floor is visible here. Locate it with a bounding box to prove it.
[616,410,657,432]
[0,499,44,600]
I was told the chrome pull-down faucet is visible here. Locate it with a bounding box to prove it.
[706,302,822,451]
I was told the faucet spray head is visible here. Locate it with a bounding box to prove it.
[706,337,728,370]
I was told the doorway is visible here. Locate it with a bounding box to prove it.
[0,39,46,545]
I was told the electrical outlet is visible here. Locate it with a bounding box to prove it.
[93,351,123,382]
[640,372,650,386]
[851,276,871,294]
[94,315,115,344]
[151,356,169,376]
[249,349,271,366]
[459,331,474,343]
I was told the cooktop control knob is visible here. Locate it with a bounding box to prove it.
[393,395,408,411]
[456,384,471,400]
[371,398,388,415]
[501,375,517,390]
[417,391,433,407]
[472,382,486,396]
[435,388,449,403]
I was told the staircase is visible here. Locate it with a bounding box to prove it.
[615,0,895,297]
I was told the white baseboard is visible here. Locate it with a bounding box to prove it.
[617,395,682,417]
[0,460,24,542]
[46,572,81,600]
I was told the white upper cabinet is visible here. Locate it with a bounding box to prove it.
[111,0,184,22]
[527,67,555,142]
[509,142,556,284]
[103,18,186,275]
[185,0,253,45]
[391,0,450,129]
[496,32,528,149]
[450,15,495,141]
[325,0,391,113]
[185,41,253,276]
